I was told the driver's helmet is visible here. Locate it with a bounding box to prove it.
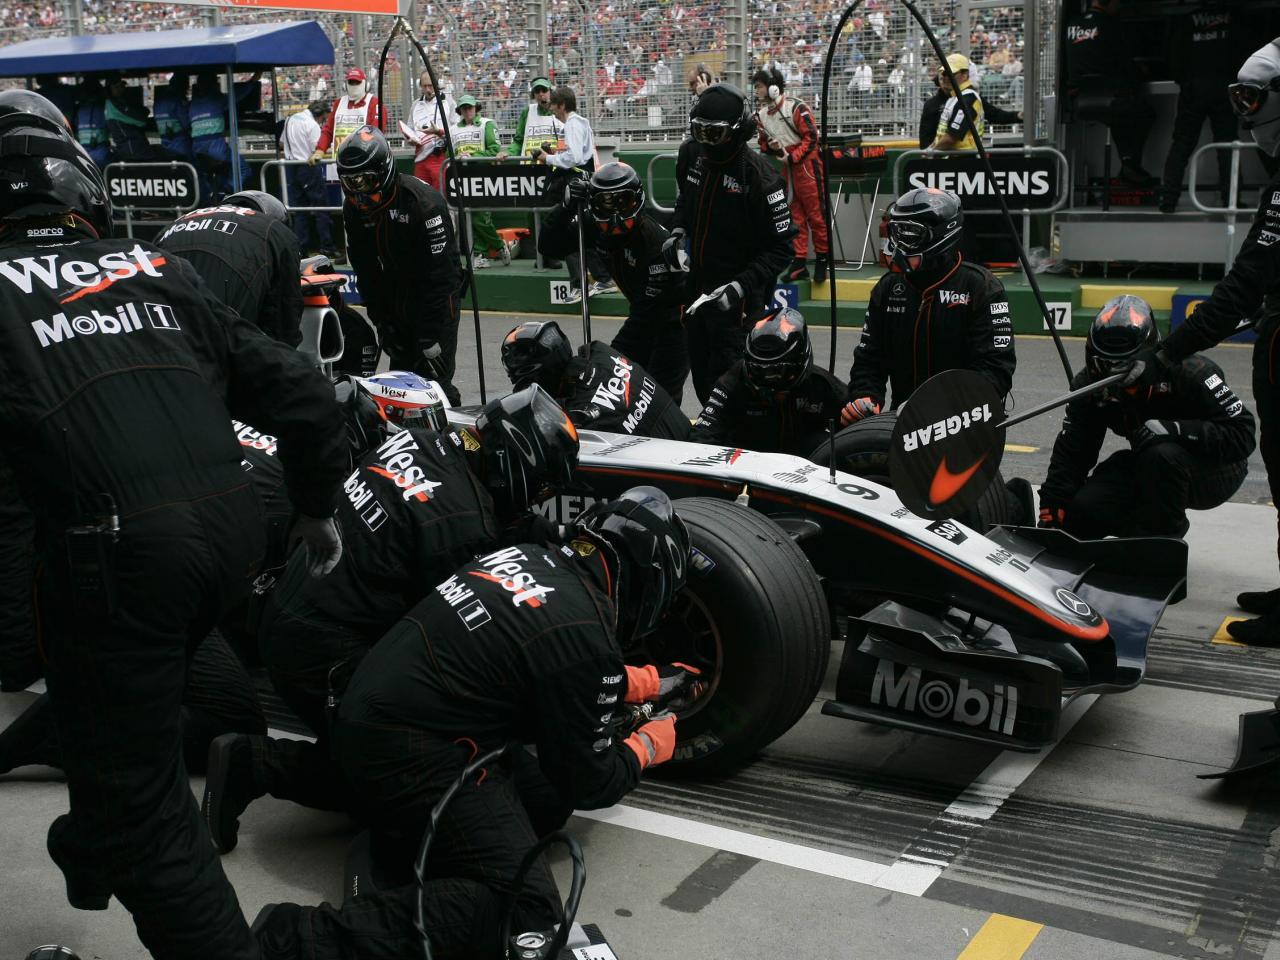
[1085,295,1157,381]
[353,371,450,432]
[224,189,289,224]
[744,306,812,393]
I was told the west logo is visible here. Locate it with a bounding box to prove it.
[468,546,555,607]
[0,243,164,295]
[30,301,180,348]
[591,355,635,411]
[231,421,278,456]
[937,290,971,307]
[871,660,1019,735]
[364,430,443,503]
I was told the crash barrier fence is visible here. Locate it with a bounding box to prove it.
[259,158,345,214]
[1188,140,1263,272]
[104,160,201,237]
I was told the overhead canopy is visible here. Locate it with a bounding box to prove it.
[0,20,334,78]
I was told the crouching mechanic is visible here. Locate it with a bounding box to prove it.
[538,162,691,402]
[253,487,696,959]
[338,125,464,404]
[502,319,691,439]
[841,188,1015,423]
[203,377,580,853]
[1039,295,1254,539]
[692,306,846,456]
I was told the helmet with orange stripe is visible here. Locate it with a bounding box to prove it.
[474,384,580,517]
[353,371,450,432]
[500,319,574,393]
[744,306,811,393]
[1086,295,1157,383]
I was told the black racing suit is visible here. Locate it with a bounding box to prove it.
[257,542,642,960]
[671,140,795,403]
[692,360,848,457]
[1162,173,1280,563]
[0,231,347,960]
[559,341,691,440]
[1040,355,1254,537]
[847,258,1016,409]
[344,174,463,404]
[539,201,691,403]
[255,425,500,814]
[157,203,304,346]
[1064,6,1153,171]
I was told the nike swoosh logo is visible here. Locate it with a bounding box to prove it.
[928,454,987,507]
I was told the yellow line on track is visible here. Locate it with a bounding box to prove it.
[1004,444,1038,454]
[957,915,1044,960]
[1213,616,1248,646]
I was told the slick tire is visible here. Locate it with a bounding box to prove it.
[651,498,831,776]
[808,412,1014,531]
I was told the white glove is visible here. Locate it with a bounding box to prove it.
[687,280,744,317]
[292,514,343,577]
[662,227,691,273]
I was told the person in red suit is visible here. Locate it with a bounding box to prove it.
[309,67,384,164]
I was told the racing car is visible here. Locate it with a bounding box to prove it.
[448,409,1188,775]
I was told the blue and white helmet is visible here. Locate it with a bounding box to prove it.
[354,371,450,432]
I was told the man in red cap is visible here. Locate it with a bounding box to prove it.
[310,67,384,164]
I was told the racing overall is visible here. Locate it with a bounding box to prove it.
[0,226,347,960]
[75,96,109,168]
[254,425,499,814]
[757,95,828,261]
[1040,354,1254,538]
[409,94,452,189]
[671,139,796,403]
[538,202,691,402]
[1162,171,1280,567]
[153,84,193,160]
[560,341,691,440]
[156,202,304,347]
[453,114,505,258]
[256,542,645,960]
[343,173,463,403]
[189,90,251,195]
[692,360,848,456]
[848,257,1016,409]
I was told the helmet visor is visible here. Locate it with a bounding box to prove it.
[887,218,932,254]
[1229,82,1269,118]
[744,357,805,392]
[340,171,382,194]
[589,187,642,219]
[690,117,734,145]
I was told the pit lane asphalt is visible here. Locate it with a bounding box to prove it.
[1,315,1276,960]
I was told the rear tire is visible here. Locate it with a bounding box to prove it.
[642,498,831,775]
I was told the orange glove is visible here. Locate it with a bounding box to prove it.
[1038,506,1066,529]
[624,713,676,770]
[623,663,702,704]
[840,397,880,426]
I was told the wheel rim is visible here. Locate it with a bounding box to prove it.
[635,588,723,722]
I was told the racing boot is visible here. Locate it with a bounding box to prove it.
[1004,477,1036,527]
[1237,587,1280,615]
[201,733,266,853]
[1226,609,1280,646]
[813,258,828,285]
[252,902,303,960]
[47,814,111,910]
[785,258,809,282]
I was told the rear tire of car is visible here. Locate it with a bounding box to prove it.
[645,497,831,776]
[808,412,1015,530]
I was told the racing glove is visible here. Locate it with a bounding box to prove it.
[624,712,676,771]
[1038,506,1066,529]
[662,227,691,273]
[308,149,324,166]
[687,281,744,318]
[1131,418,1181,452]
[564,176,591,212]
[840,397,880,426]
[624,663,705,707]
[290,514,344,577]
[1119,346,1171,392]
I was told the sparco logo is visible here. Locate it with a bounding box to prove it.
[468,546,555,607]
[30,301,179,348]
[901,404,994,452]
[871,660,1018,735]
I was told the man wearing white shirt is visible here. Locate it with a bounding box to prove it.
[531,86,616,299]
[280,100,336,257]
[406,70,454,190]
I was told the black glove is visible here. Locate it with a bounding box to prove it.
[564,176,591,212]
[1131,418,1180,452]
[661,227,690,272]
[1119,346,1171,392]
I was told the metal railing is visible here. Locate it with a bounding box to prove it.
[1189,140,1263,271]
[104,160,200,236]
[645,151,678,213]
[259,158,345,214]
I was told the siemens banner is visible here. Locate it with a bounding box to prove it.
[901,154,1060,212]
[105,163,199,211]
[443,162,557,210]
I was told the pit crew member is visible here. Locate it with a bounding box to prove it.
[502,319,691,440]
[339,125,463,404]
[0,103,347,960]
[202,380,580,853]
[252,488,695,959]
[664,83,795,404]
[537,162,690,402]
[842,188,1015,424]
[1039,295,1254,539]
[693,307,846,456]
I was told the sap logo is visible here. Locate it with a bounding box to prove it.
[926,519,967,544]
[682,446,744,467]
[430,242,446,254]
[231,421,278,456]
[1204,373,1223,390]
[591,354,635,412]
[937,290,971,307]
[990,302,1009,315]
[1261,230,1280,248]
[901,404,994,452]
[1226,399,1244,417]
[722,174,743,192]
[775,217,791,234]
[364,429,443,503]
[469,546,555,607]
[30,301,179,348]
[871,660,1019,735]
[994,335,1011,348]
[425,215,443,228]
[766,188,785,205]
[0,243,164,295]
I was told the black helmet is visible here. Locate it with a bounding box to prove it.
[0,89,70,129]
[1086,295,1157,379]
[25,948,83,960]
[225,189,289,224]
[336,125,397,214]
[689,83,755,161]
[744,306,811,393]
[580,486,690,645]
[474,384,580,517]
[500,320,574,392]
[588,162,644,238]
[1231,41,1280,158]
[333,375,391,464]
[0,111,111,237]
[884,188,963,276]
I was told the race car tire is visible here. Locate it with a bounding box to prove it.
[807,412,1015,530]
[649,497,830,775]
